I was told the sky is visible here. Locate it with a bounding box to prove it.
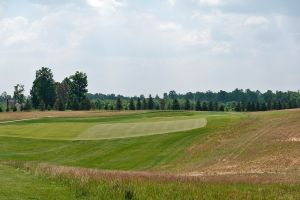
[0,0,299,96]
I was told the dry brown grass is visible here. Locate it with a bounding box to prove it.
[4,161,299,184]
[0,110,145,122]
[179,109,300,182]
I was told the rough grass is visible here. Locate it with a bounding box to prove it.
[0,164,75,200]
[2,162,300,200]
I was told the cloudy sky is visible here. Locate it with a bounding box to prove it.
[0,0,299,96]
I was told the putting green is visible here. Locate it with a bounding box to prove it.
[76,118,207,140]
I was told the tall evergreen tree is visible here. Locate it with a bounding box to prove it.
[214,102,219,111]
[142,98,147,110]
[184,98,191,110]
[172,98,180,110]
[208,101,214,111]
[219,104,225,111]
[129,98,135,110]
[148,95,154,110]
[160,99,166,110]
[195,100,202,111]
[202,102,208,111]
[136,98,142,110]
[116,98,123,110]
[235,102,241,112]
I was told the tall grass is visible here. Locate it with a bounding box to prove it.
[3,161,300,200]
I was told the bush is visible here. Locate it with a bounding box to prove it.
[0,106,2,112]
[23,99,32,111]
[39,101,46,111]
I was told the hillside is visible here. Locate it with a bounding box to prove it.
[0,109,299,199]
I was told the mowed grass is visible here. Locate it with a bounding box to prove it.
[76,118,207,140]
[0,111,208,140]
[0,111,237,170]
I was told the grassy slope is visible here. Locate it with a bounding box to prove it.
[0,112,239,170]
[0,111,205,139]
[0,164,75,200]
[2,163,300,200]
[0,110,299,199]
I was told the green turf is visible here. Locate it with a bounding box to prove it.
[0,111,210,140]
[0,112,240,170]
[0,164,75,200]
[76,118,207,140]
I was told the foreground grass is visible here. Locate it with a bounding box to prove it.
[0,164,75,200]
[1,162,300,200]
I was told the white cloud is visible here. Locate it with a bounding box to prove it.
[182,30,211,45]
[244,16,269,27]
[0,16,38,46]
[159,22,181,31]
[211,42,231,54]
[199,0,225,6]
[86,0,126,14]
[168,0,176,7]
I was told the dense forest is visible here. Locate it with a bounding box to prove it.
[1,67,300,112]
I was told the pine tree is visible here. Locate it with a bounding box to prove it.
[208,101,214,111]
[172,98,180,110]
[148,95,154,110]
[261,102,267,111]
[136,98,142,110]
[247,102,252,112]
[214,102,219,111]
[235,102,241,112]
[160,99,165,110]
[142,98,147,110]
[129,98,135,110]
[116,98,123,110]
[195,100,202,111]
[202,102,208,111]
[219,104,225,112]
[184,99,191,110]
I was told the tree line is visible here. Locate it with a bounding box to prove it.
[0,67,299,112]
[88,90,300,112]
[0,67,90,112]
